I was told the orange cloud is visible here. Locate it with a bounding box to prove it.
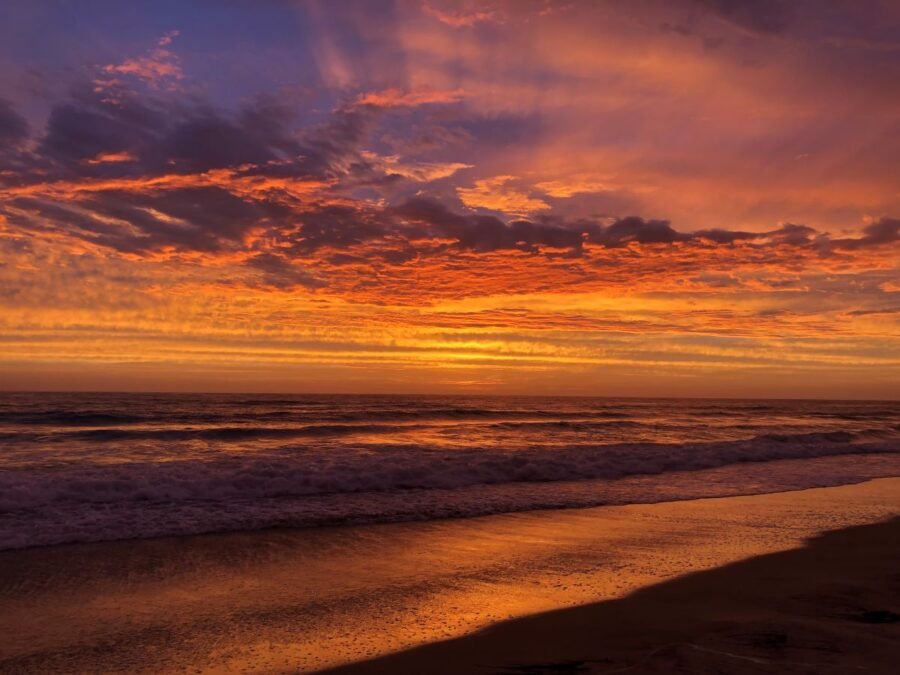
[359,152,472,181]
[355,88,467,108]
[2,1,898,396]
[98,31,182,89]
[457,176,550,216]
[84,151,138,165]
[1,169,331,201]
[423,3,499,28]
[535,177,614,198]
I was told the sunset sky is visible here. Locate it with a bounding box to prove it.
[1,0,898,397]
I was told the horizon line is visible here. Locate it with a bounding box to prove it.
[1,389,897,403]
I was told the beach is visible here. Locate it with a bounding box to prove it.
[326,485,900,675]
[3,1,899,671]
[1,478,897,673]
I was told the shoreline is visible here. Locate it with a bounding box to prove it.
[323,514,900,675]
[4,453,897,551]
[1,478,898,673]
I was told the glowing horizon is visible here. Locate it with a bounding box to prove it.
[1,1,898,398]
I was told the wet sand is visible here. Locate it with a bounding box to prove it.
[325,507,900,674]
[0,478,898,673]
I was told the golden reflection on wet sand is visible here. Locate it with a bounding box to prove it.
[0,479,897,673]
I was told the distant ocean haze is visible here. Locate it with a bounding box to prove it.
[0,393,897,550]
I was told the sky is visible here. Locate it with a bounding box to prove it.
[0,0,898,398]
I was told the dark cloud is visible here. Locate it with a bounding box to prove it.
[0,100,32,176]
[33,84,378,183]
[0,83,398,267]
[84,186,293,251]
[694,228,760,243]
[393,197,590,252]
[236,94,302,154]
[7,187,293,255]
[695,0,792,36]
[160,113,281,172]
[766,223,819,246]
[3,81,897,293]
[831,217,900,250]
[39,88,165,167]
[397,201,743,252]
[4,198,102,238]
[0,99,29,146]
[160,96,312,175]
[394,200,899,259]
[298,106,377,177]
[289,204,388,252]
[392,197,469,237]
[245,253,324,289]
[846,306,900,317]
[589,216,686,247]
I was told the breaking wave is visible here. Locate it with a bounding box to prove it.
[1,428,897,549]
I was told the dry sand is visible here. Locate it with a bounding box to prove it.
[0,478,897,673]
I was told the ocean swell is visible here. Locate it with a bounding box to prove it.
[1,428,898,549]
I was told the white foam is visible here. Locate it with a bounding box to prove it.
[1,431,897,549]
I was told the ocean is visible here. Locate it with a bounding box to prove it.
[0,393,897,550]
